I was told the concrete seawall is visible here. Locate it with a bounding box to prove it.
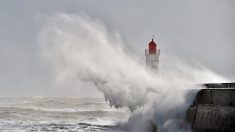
[186,83,235,131]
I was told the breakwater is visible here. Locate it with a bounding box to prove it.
[187,83,235,132]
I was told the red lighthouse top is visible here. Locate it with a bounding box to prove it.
[148,39,157,54]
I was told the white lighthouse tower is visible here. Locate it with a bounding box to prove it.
[145,38,160,72]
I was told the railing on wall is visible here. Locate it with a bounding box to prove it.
[203,82,235,89]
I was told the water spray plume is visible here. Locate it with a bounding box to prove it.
[39,13,228,131]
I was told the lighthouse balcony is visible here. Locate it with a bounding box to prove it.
[145,49,160,55]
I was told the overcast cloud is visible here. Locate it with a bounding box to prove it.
[0,0,234,97]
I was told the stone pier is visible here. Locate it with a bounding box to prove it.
[186,83,235,132]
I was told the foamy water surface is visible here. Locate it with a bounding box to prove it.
[0,97,129,131]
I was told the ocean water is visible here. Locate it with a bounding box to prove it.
[0,97,129,132]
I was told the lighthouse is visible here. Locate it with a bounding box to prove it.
[145,38,160,72]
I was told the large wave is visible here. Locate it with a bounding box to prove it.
[38,13,227,132]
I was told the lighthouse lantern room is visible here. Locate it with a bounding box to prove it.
[145,38,160,72]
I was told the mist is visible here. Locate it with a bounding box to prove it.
[38,13,228,131]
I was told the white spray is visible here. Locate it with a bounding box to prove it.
[39,13,228,132]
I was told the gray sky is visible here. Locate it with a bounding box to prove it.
[0,0,234,97]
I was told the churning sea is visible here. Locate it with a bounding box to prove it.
[0,97,129,132]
